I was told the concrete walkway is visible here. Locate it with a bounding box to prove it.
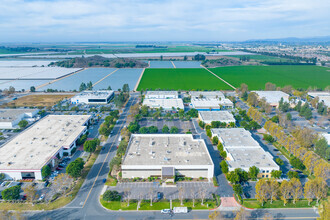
[218,197,241,211]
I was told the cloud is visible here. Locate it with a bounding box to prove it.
[0,0,329,42]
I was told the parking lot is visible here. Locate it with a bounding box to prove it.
[109,181,216,200]
[139,118,196,134]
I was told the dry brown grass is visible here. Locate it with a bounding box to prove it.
[1,94,75,108]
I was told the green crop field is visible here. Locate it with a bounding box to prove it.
[211,65,330,90]
[137,68,233,91]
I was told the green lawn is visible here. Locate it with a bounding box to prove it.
[137,68,233,91]
[211,65,330,90]
[100,199,217,211]
[243,199,317,209]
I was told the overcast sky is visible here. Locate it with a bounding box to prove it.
[0,0,329,42]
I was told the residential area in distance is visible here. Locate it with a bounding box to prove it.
[0,1,329,219]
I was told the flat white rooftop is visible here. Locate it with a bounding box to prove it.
[211,128,260,148]
[226,147,279,171]
[253,91,289,105]
[0,60,57,67]
[143,98,184,110]
[321,133,330,145]
[145,91,178,98]
[0,115,91,171]
[190,91,225,99]
[199,111,235,123]
[308,92,330,106]
[73,90,114,99]
[0,108,38,122]
[122,134,213,166]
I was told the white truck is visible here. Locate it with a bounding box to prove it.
[173,207,188,214]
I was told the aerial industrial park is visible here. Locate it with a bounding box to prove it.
[0,1,329,220]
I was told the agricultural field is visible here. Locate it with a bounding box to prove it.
[137,68,233,91]
[1,94,74,108]
[211,65,330,90]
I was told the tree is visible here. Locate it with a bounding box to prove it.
[247,92,258,107]
[256,179,269,206]
[315,138,328,159]
[290,157,305,170]
[286,113,292,121]
[18,120,28,129]
[162,125,169,133]
[318,197,330,220]
[234,207,248,220]
[220,161,229,174]
[0,173,5,181]
[198,187,206,205]
[212,136,219,145]
[66,158,85,178]
[30,86,36,92]
[23,184,37,203]
[248,166,259,181]
[290,178,302,204]
[270,170,282,179]
[265,82,276,91]
[122,84,130,93]
[314,177,328,204]
[178,186,185,205]
[227,171,240,184]
[139,127,149,134]
[79,82,87,91]
[124,188,131,207]
[280,180,292,206]
[149,187,154,206]
[83,138,100,152]
[304,179,316,205]
[103,190,120,201]
[1,185,20,200]
[170,126,178,134]
[287,171,299,179]
[269,179,280,204]
[220,150,227,159]
[275,158,284,166]
[206,128,212,137]
[198,120,205,129]
[190,188,196,207]
[233,184,243,196]
[42,165,51,179]
[194,54,206,61]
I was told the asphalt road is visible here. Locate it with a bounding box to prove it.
[26,93,319,220]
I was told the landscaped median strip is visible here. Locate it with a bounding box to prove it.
[201,65,236,90]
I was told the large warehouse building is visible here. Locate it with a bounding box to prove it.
[189,91,233,111]
[142,98,184,111]
[0,108,39,129]
[198,111,235,125]
[145,91,178,99]
[211,128,279,177]
[0,115,91,180]
[121,134,214,180]
[71,90,114,104]
[253,91,290,107]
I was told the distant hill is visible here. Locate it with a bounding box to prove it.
[49,55,148,68]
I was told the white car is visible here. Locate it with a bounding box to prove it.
[38,194,45,201]
[161,209,172,214]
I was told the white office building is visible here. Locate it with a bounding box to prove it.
[71,90,114,104]
[121,134,214,180]
[253,91,290,107]
[211,128,279,177]
[189,91,233,111]
[142,98,184,111]
[0,108,39,129]
[145,91,178,99]
[0,115,91,180]
[198,111,235,125]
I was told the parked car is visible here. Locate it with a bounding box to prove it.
[157,192,162,200]
[173,207,188,214]
[44,181,49,187]
[56,167,62,171]
[32,182,37,187]
[161,209,171,214]
[38,194,45,201]
[102,178,106,183]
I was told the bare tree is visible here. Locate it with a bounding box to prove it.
[178,186,185,206]
[148,187,154,206]
[23,185,37,204]
[199,187,206,205]
[234,207,248,220]
[137,192,143,210]
[209,211,224,220]
[190,188,196,207]
[53,173,72,194]
[124,188,131,207]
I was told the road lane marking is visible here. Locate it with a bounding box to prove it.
[82,96,137,208]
